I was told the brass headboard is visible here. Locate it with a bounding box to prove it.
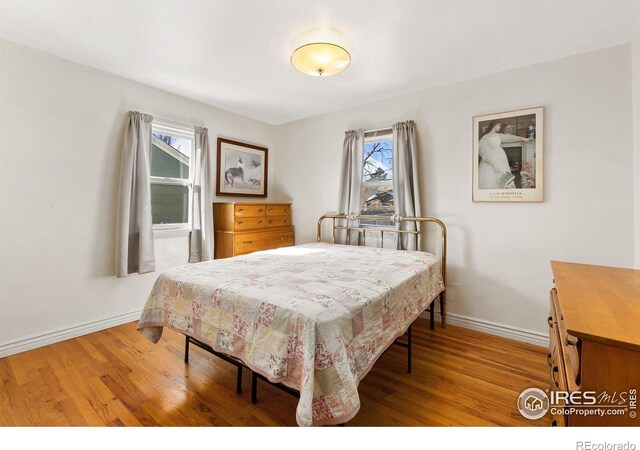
[316,214,447,326]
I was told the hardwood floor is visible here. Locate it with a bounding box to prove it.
[0,318,551,426]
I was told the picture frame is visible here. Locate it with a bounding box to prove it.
[472,106,544,202]
[216,138,268,198]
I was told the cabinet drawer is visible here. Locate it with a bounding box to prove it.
[549,291,562,363]
[550,331,567,391]
[235,204,266,217]
[262,230,294,247]
[266,216,291,228]
[549,330,568,426]
[234,230,294,256]
[266,205,291,216]
[234,217,265,231]
[234,234,265,254]
[552,288,581,390]
[547,306,556,368]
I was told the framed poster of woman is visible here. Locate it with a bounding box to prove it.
[472,107,544,202]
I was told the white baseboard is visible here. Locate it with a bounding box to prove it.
[422,310,549,347]
[1,307,548,359]
[0,309,142,358]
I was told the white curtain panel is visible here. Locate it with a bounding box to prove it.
[337,129,364,245]
[392,120,421,250]
[115,111,155,277]
[189,126,214,262]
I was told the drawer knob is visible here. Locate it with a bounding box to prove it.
[258,209,263,212]
[547,316,553,328]
[258,221,263,224]
[238,221,244,225]
[239,209,244,212]
[269,220,273,224]
[565,336,579,346]
[284,219,289,223]
[269,209,273,212]
[240,241,253,245]
[546,353,552,367]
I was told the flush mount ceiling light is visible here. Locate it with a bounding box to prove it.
[290,42,351,77]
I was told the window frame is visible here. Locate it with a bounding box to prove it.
[150,119,195,236]
[361,130,394,227]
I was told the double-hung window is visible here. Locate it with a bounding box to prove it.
[360,130,393,226]
[150,121,194,234]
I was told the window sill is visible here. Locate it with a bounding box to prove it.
[153,227,191,238]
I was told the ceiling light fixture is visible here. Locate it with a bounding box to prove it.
[290,42,350,77]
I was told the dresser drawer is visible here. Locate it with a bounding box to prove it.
[234,230,294,256]
[266,205,291,216]
[551,288,581,390]
[266,216,291,228]
[549,325,568,427]
[235,204,266,217]
[262,230,294,247]
[550,351,567,393]
[236,229,294,247]
[234,233,267,254]
[550,354,567,427]
[547,306,556,368]
[234,217,266,231]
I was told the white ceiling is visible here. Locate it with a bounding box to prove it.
[1,0,639,125]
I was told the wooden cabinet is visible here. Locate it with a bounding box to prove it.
[548,261,640,426]
[213,202,294,259]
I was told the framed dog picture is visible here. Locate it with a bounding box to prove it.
[216,138,268,197]
[472,106,544,202]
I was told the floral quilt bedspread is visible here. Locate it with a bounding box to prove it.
[137,242,444,426]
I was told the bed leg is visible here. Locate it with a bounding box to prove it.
[440,291,447,328]
[236,367,243,394]
[251,371,258,404]
[429,302,435,330]
[184,335,190,364]
[407,325,412,374]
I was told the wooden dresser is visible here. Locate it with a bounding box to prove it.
[548,261,640,426]
[213,202,294,259]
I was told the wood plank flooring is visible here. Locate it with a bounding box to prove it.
[0,319,551,426]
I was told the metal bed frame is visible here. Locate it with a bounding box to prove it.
[316,213,447,328]
[183,213,447,424]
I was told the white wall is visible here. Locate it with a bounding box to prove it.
[275,45,635,337]
[633,35,640,269]
[1,39,636,355]
[0,39,277,355]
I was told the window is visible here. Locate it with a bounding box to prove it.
[360,130,393,226]
[150,121,194,232]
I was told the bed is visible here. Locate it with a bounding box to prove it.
[137,214,446,426]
